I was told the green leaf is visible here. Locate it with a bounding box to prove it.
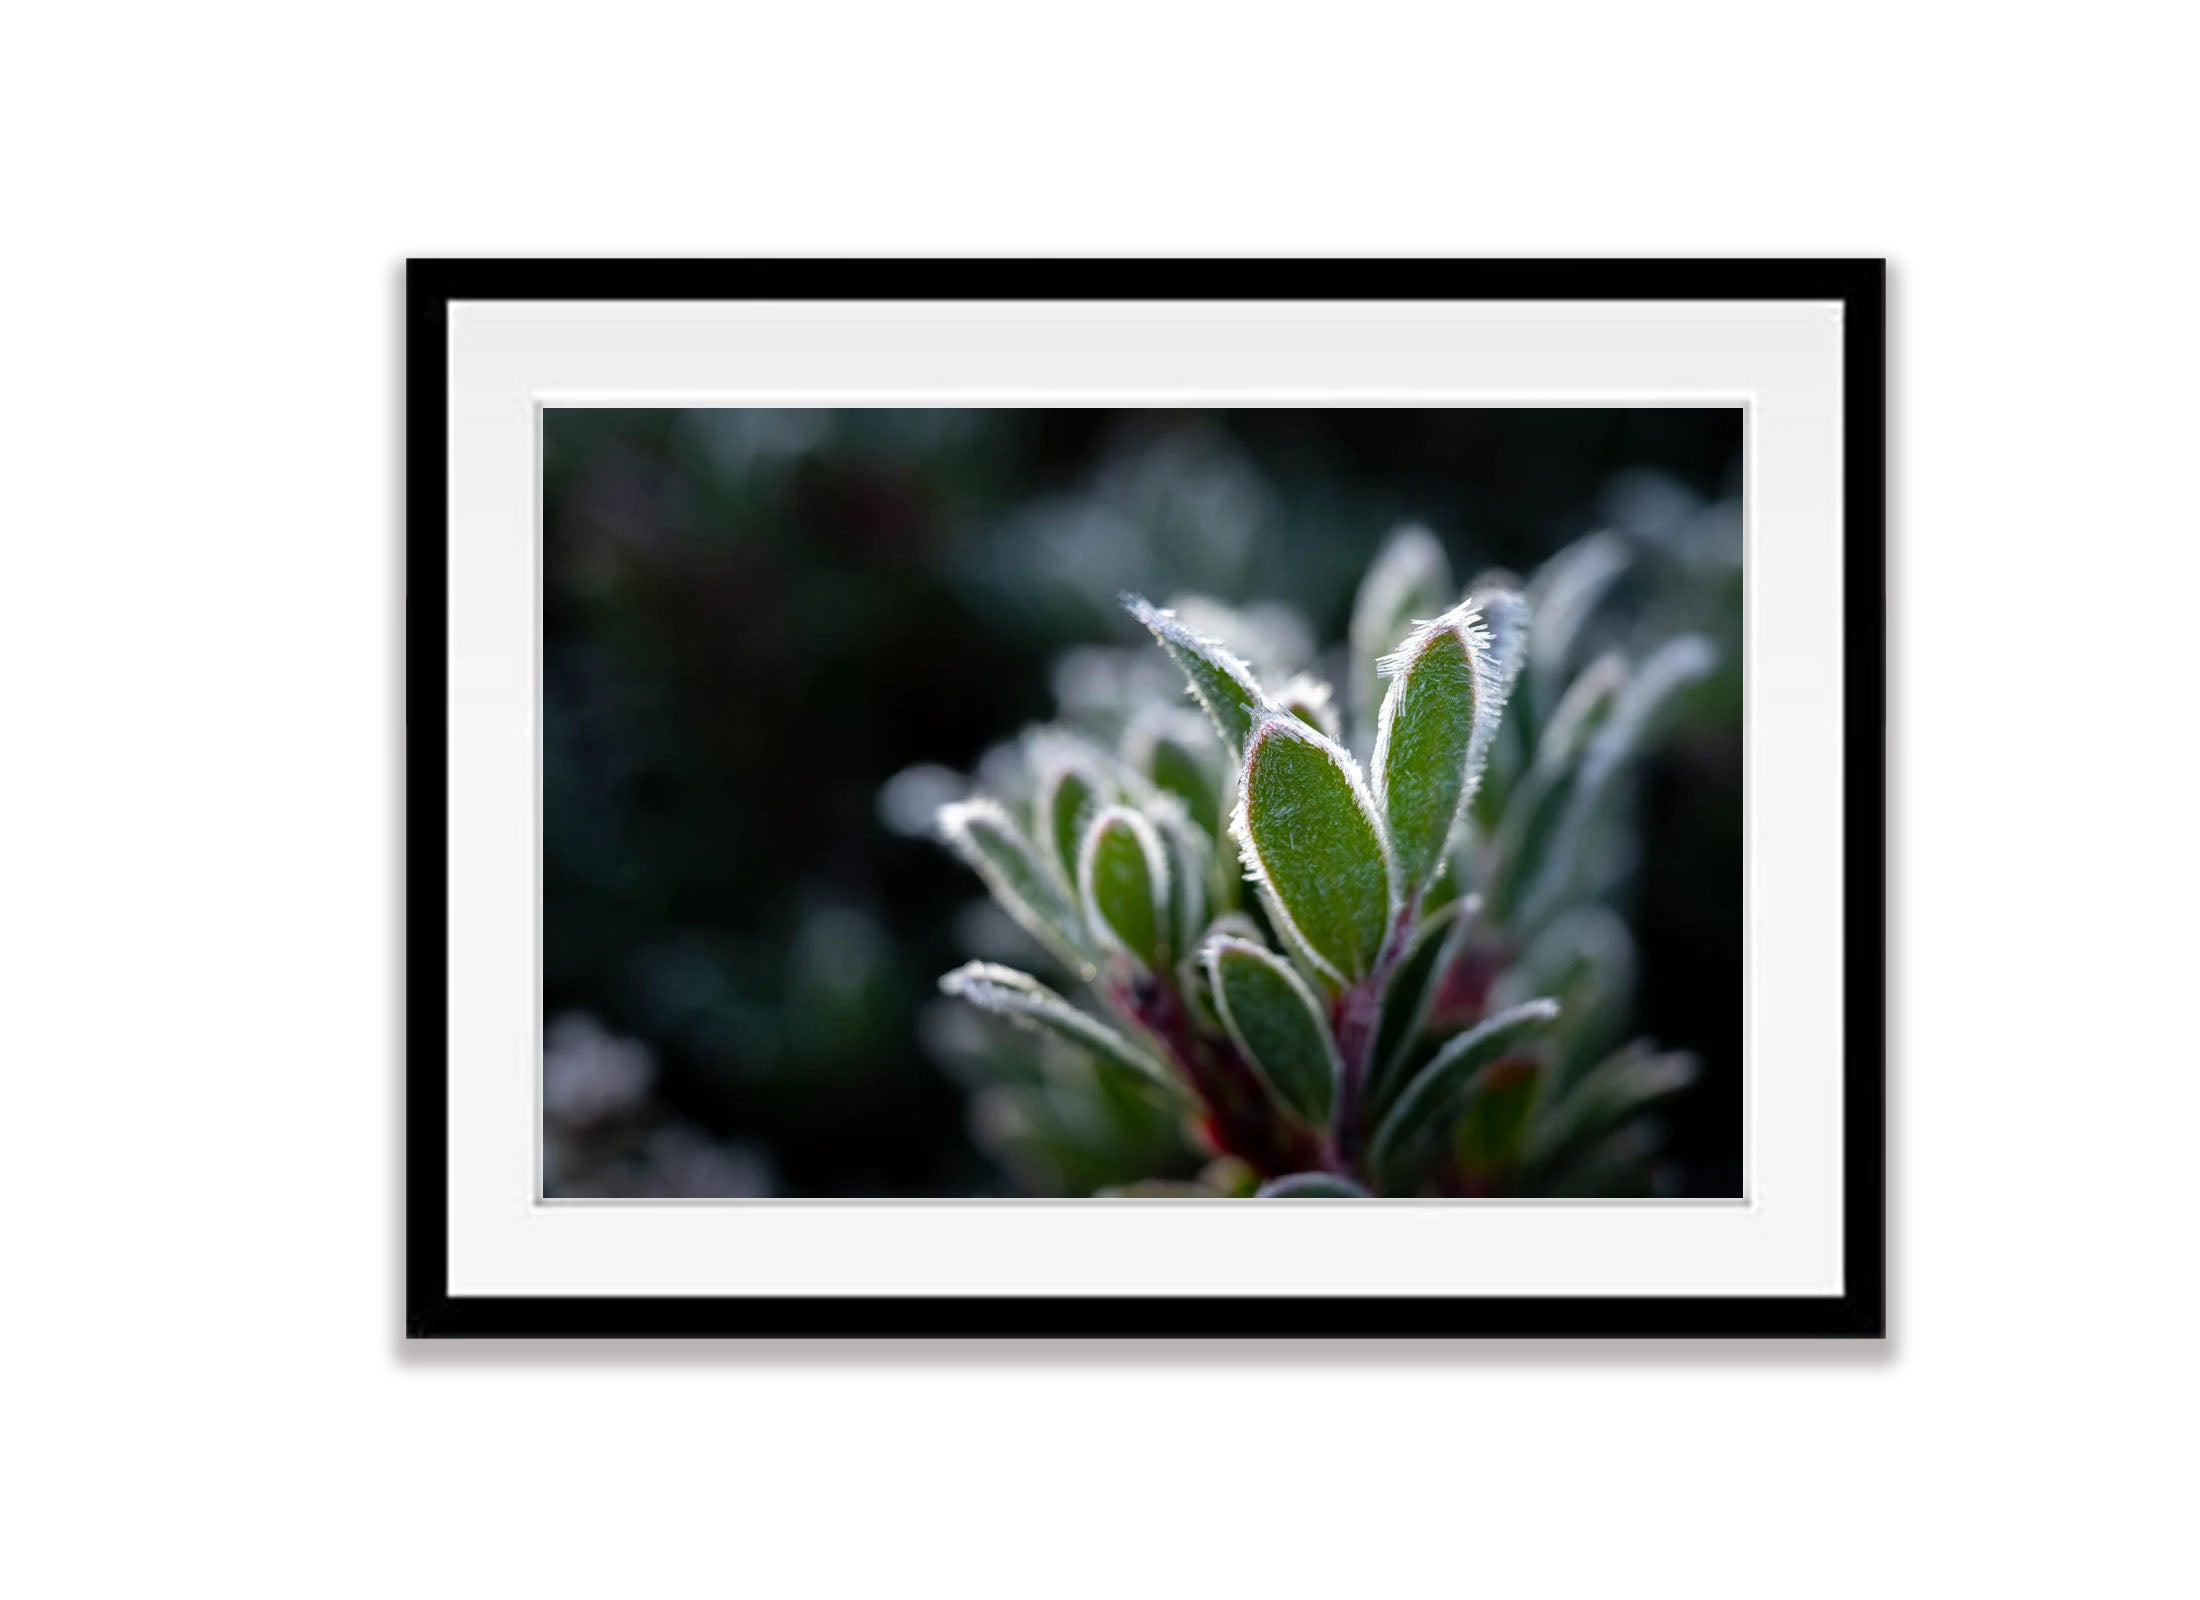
[1276,674,1342,742]
[1574,634,1719,795]
[1511,637,1717,930]
[1368,998,1560,1189]
[1202,910,1266,946]
[1204,935,1340,1125]
[938,962,1187,1103]
[1077,804,1171,968]
[1124,594,1268,756]
[1233,712,1396,987]
[1492,905,1635,1090]
[1528,1042,1697,1174]
[1483,653,1626,921]
[1461,574,1531,826]
[1180,911,1265,1025]
[1363,895,1476,1124]
[936,799,1096,978]
[1538,651,1630,770]
[1350,523,1453,750]
[1144,795,1213,959]
[1484,763,1578,924]
[1469,582,1531,780]
[1471,582,1531,698]
[1527,530,1631,703]
[1125,707,1224,838]
[1035,753,1106,891]
[1419,860,1463,915]
[1248,883,1333,996]
[1372,598,1503,899]
[1451,1057,1543,1181]
[1165,594,1312,685]
[1256,1172,1369,1198]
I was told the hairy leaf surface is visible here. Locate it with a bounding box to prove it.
[1205,935,1339,1125]
[1277,674,1342,742]
[1077,805,1171,968]
[938,961,1185,1101]
[1460,574,1532,821]
[1234,712,1395,986]
[1472,584,1532,703]
[937,799,1095,977]
[1373,599,1498,898]
[1124,594,1267,756]
[1350,523,1453,749]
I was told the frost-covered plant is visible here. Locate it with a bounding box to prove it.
[924,525,1717,1198]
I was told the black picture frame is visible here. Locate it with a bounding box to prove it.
[406,258,1885,1339]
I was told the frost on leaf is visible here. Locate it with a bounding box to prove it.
[1076,804,1172,969]
[1276,674,1342,743]
[1233,711,1395,987]
[939,961,1186,1102]
[1372,597,1503,899]
[1029,737,1117,892]
[936,798,1095,978]
[1123,593,1269,757]
[1203,935,1339,1126]
[1470,584,1531,714]
[915,497,1722,1200]
[1350,523,1453,749]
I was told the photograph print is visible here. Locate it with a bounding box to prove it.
[542,405,1744,1203]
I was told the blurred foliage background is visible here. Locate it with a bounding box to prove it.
[542,408,1742,1197]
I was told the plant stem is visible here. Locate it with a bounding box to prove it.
[1331,904,1419,1176]
[1122,972,1322,1178]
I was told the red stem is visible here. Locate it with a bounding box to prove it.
[1118,972,1323,1179]
[1330,903,1420,1177]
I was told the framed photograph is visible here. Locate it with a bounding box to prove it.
[407,259,1884,1338]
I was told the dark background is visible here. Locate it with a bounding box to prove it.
[543,408,1743,1197]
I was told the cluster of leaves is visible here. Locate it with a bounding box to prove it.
[928,525,1718,1198]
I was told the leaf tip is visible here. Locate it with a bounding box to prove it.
[932,795,993,850]
[1375,595,1492,683]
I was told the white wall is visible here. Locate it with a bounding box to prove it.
[6,4,2192,1595]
